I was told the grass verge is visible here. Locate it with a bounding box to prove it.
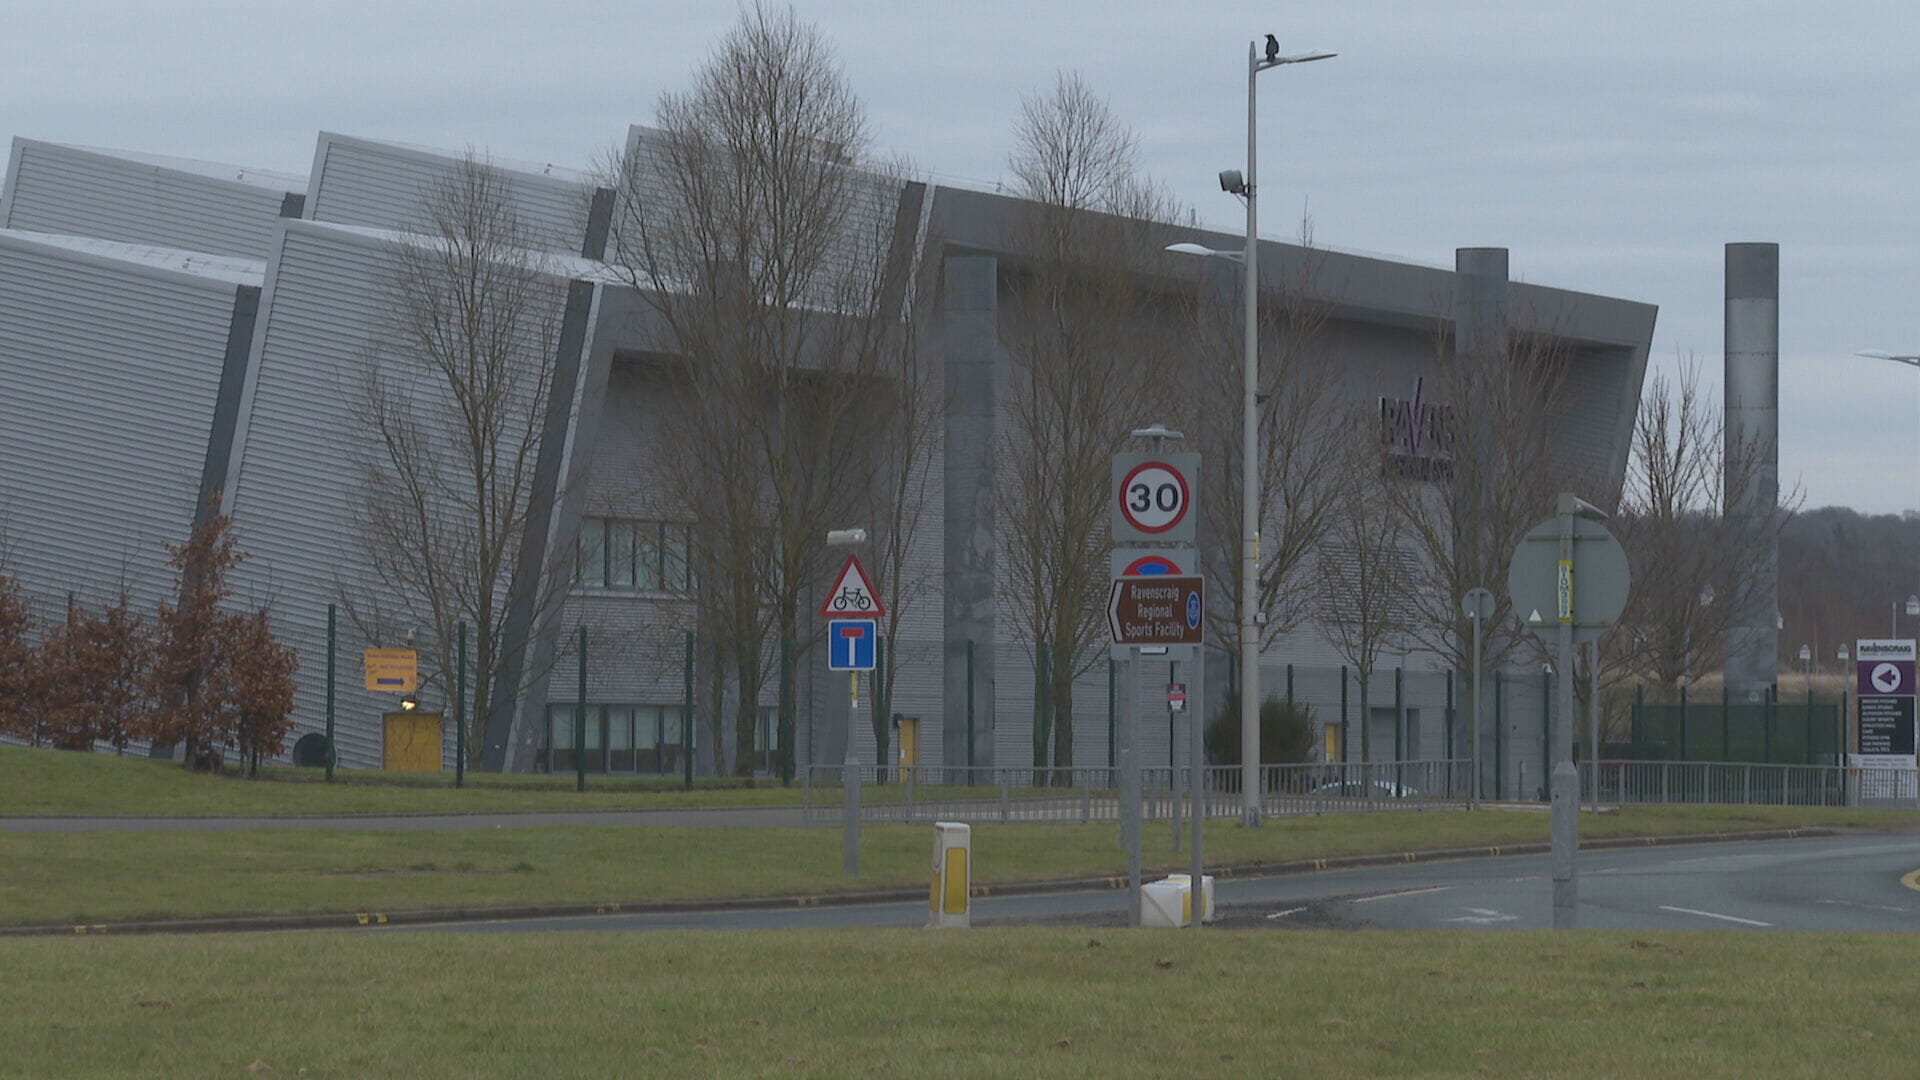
[4,928,1916,1078]
[4,804,1913,927]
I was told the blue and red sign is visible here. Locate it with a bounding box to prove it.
[828,619,877,672]
[1120,554,1182,576]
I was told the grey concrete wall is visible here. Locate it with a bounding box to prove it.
[942,254,999,771]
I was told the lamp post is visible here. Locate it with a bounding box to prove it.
[1799,643,1812,694]
[1891,594,1920,638]
[1165,34,1332,829]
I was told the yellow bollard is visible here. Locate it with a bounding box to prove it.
[928,822,971,928]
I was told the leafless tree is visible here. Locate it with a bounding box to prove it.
[1316,450,1416,761]
[999,71,1181,774]
[604,3,929,777]
[1383,315,1588,680]
[1175,218,1348,648]
[1609,357,1796,691]
[347,152,572,770]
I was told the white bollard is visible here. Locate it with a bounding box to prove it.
[1140,874,1215,929]
[928,821,971,928]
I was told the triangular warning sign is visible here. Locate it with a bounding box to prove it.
[819,553,886,618]
[1528,609,1544,623]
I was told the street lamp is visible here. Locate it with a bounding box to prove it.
[1164,33,1333,830]
[1891,594,1920,637]
[1798,644,1812,695]
[1858,350,1920,519]
[1682,584,1714,688]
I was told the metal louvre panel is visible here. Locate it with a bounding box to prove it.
[225,221,573,768]
[0,234,238,611]
[2,141,294,260]
[307,135,594,257]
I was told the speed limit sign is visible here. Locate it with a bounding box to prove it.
[1112,452,1198,542]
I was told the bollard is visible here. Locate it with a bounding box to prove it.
[928,822,971,928]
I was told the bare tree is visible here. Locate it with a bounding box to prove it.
[605,3,926,777]
[1316,453,1416,761]
[1384,317,1586,679]
[348,152,572,770]
[1176,218,1348,648]
[1000,71,1180,774]
[1609,358,1796,689]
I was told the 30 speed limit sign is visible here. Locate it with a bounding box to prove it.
[1111,452,1198,542]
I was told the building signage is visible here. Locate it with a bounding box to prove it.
[1853,639,1917,802]
[1107,575,1204,646]
[363,648,418,693]
[1379,377,1453,482]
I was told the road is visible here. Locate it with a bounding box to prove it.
[379,834,1920,934]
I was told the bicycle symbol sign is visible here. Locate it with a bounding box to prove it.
[818,553,886,619]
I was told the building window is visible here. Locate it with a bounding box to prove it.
[542,703,691,774]
[578,518,693,593]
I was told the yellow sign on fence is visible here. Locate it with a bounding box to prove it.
[363,648,419,693]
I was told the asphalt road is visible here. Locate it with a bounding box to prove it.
[378,834,1920,935]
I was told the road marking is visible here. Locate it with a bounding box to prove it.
[1445,907,1517,924]
[1658,905,1771,927]
[1817,899,1913,914]
[1352,886,1453,905]
[1901,868,1920,893]
[1265,907,1305,920]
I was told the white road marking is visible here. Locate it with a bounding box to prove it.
[1815,899,1913,914]
[1444,907,1518,924]
[1265,907,1305,920]
[1658,905,1772,927]
[1351,886,1453,905]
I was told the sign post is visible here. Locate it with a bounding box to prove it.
[822,547,885,878]
[1110,438,1203,927]
[1508,494,1630,930]
[1851,639,1917,805]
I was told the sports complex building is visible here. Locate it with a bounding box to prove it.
[0,129,1658,791]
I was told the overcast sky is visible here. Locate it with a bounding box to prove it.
[6,1,1918,514]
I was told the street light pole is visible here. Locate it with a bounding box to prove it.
[1858,349,1920,524]
[1235,36,1334,828]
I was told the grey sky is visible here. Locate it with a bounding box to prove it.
[6,1,1917,512]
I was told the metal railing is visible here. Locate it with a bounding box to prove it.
[1590,760,1912,807]
[800,760,1470,825]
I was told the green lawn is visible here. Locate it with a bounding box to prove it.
[4,803,1911,927]
[3,929,1915,1078]
[0,743,825,815]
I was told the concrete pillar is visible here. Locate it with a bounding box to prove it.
[1724,242,1780,703]
[943,255,998,773]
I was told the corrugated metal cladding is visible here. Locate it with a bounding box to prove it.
[0,231,246,611]
[1,140,298,260]
[224,220,574,768]
[306,134,598,257]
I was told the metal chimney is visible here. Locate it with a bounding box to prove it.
[1723,242,1780,703]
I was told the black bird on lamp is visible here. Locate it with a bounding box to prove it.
[1265,34,1279,62]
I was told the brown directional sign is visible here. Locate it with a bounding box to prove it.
[1107,575,1204,646]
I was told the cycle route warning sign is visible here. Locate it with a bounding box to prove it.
[819,553,886,618]
[1853,638,1916,801]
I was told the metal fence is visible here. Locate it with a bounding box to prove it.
[800,760,1471,825]
[1590,760,1913,807]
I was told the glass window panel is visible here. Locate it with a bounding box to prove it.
[607,521,636,588]
[582,707,602,750]
[635,523,662,591]
[547,706,575,749]
[608,707,634,750]
[662,526,689,592]
[578,519,606,587]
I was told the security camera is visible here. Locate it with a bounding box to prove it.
[1218,169,1246,195]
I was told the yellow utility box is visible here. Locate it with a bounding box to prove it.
[382,711,444,772]
[928,821,971,928]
